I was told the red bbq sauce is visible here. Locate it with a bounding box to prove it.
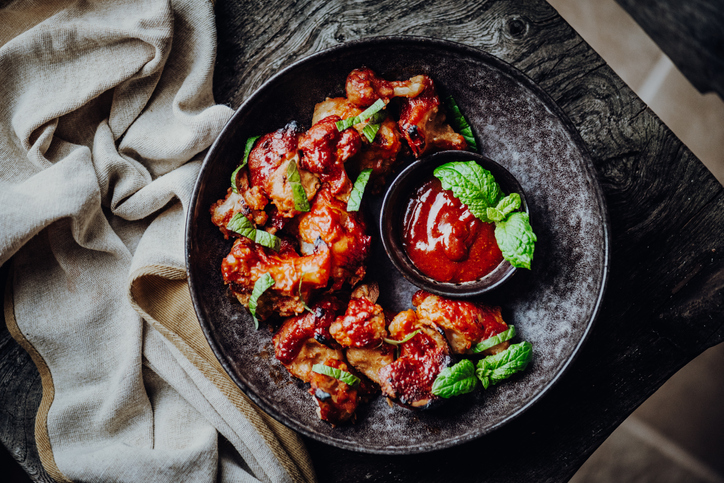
[402,177,503,283]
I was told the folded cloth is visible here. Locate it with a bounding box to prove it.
[0,0,316,481]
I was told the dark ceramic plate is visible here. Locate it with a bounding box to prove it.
[186,36,609,454]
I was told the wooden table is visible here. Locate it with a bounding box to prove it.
[616,0,724,98]
[2,0,723,481]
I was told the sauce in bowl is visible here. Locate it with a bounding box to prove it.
[402,177,503,283]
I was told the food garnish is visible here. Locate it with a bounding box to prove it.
[431,359,479,398]
[444,95,477,152]
[471,325,516,354]
[298,272,314,314]
[231,135,261,193]
[494,212,536,270]
[226,213,281,251]
[312,363,361,387]
[287,159,311,212]
[433,161,536,269]
[476,341,533,389]
[383,329,420,346]
[335,99,386,132]
[346,168,373,212]
[249,273,275,329]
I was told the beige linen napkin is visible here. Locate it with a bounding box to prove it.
[0,0,315,481]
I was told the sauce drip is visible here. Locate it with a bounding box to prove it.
[402,178,503,283]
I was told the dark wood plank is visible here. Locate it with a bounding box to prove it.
[0,263,55,483]
[616,0,724,98]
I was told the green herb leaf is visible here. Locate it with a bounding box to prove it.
[312,363,360,387]
[494,212,536,269]
[431,359,479,398]
[471,325,516,354]
[335,99,386,131]
[433,161,502,220]
[486,193,522,222]
[249,273,275,329]
[254,230,281,252]
[496,192,521,217]
[226,213,281,251]
[286,160,310,212]
[231,135,261,194]
[230,165,244,194]
[476,341,532,389]
[444,96,477,152]
[243,135,260,166]
[383,329,420,346]
[298,272,314,314]
[346,168,373,212]
[362,122,382,143]
[226,212,257,240]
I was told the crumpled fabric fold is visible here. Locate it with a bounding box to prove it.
[0,0,315,481]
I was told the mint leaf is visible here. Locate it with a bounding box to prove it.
[433,161,502,220]
[383,329,420,346]
[346,168,373,212]
[431,359,479,398]
[444,96,478,152]
[362,122,382,143]
[231,135,261,194]
[243,135,260,166]
[494,212,536,269]
[298,272,314,314]
[254,230,281,252]
[486,207,505,222]
[496,193,521,217]
[471,325,516,354]
[230,165,244,194]
[476,341,532,389]
[335,99,386,131]
[226,213,281,251]
[312,364,360,387]
[226,213,257,240]
[287,160,310,212]
[249,273,275,329]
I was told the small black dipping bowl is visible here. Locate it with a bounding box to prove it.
[380,150,529,298]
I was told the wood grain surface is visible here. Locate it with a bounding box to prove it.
[1,0,722,481]
[616,0,724,98]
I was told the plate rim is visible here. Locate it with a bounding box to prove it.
[186,34,611,454]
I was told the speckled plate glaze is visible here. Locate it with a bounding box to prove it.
[186,36,609,454]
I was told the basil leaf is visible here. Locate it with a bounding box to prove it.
[476,341,532,389]
[471,325,516,354]
[362,122,382,143]
[494,212,536,270]
[249,273,275,329]
[383,329,420,346]
[312,363,360,387]
[444,96,478,152]
[226,213,281,251]
[431,359,479,398]
[335,99,386,131]
[231,135,261,194]
[346,168,373,212]
[433,161,502,220]
[286,160,310,212]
